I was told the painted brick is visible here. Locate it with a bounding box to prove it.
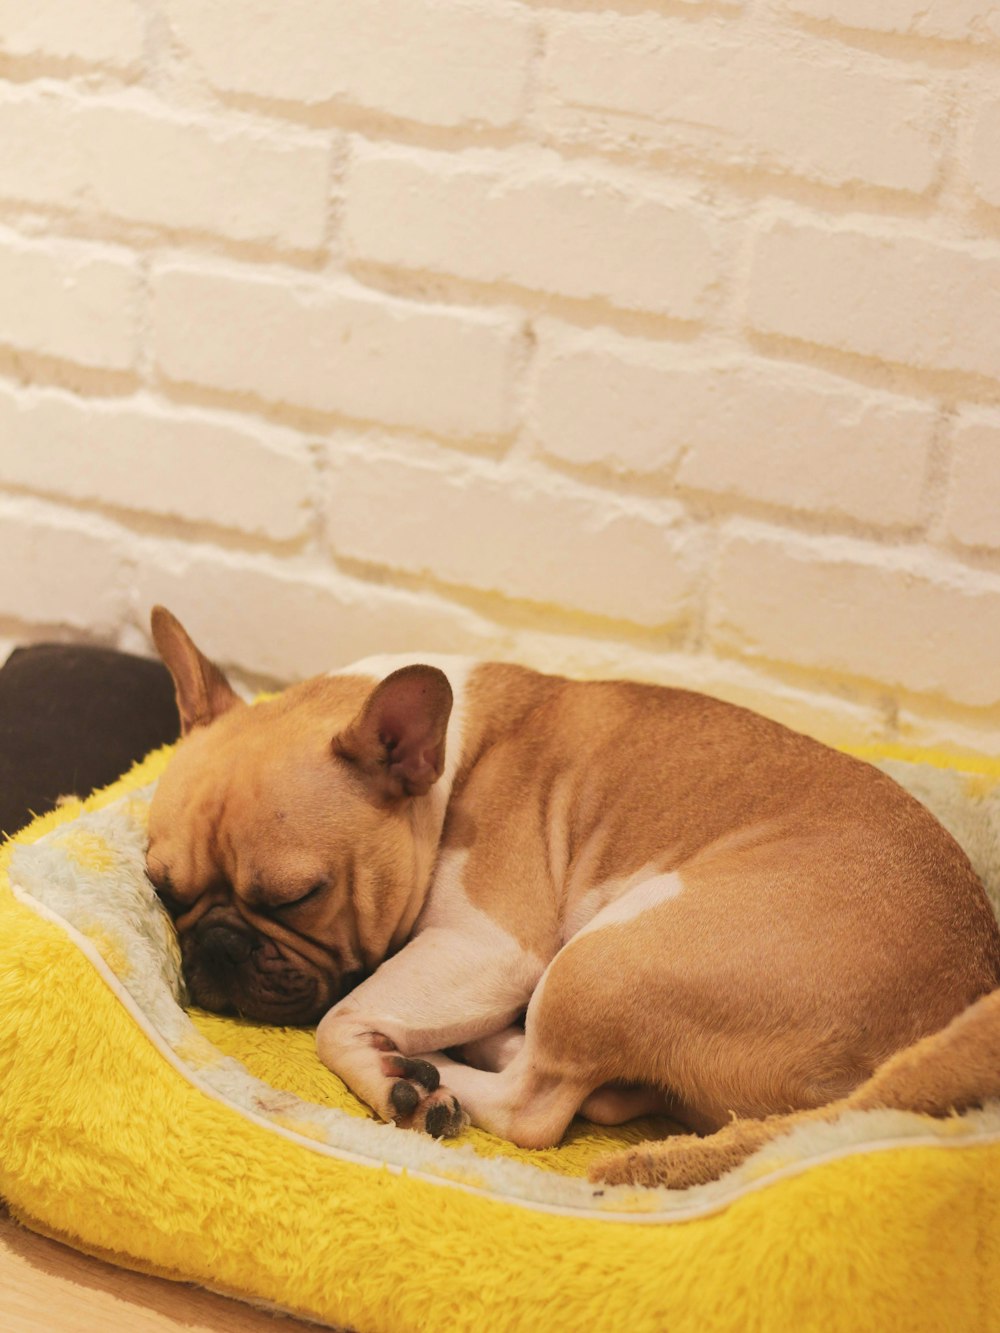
[152,262,521,439]
[534,325,935,526]
[543,16,939,194]
[324,442,701,627]
[784,0,1000,44]
[0,499,125,631]
[166,0,535,129]
[1,0,998,757]
[0,0,144,69]
[531,325,689,477]
[711,526,1000,708]
[0,232,139,371]
[971,99,1000,209]
[944,411,1000,552]
[673,364,934,528]
[133,549,503,681]
[0,90,331,251]
[0,386,315,541]
[748,219,1000,381]
[344,145,718,321]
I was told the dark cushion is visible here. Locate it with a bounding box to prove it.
[0,644,180,838]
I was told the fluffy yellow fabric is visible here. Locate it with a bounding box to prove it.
[192,1010,672,1177]
[1,744,999,1331]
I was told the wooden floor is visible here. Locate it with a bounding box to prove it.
[0,1204,326,1332]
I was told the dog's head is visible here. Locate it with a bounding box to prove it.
[145,607,453,1025]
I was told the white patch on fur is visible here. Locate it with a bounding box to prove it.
[525,870,686,1036]
[325,846,544,1053]
[416,847,544,1019]
[562,861,656,943]
[568,870,686,945]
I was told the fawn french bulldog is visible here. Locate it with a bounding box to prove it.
[145,607,1000,1182]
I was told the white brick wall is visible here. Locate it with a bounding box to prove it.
[165,0,537,129]
[0,385,315,540]
[783,0,1000,45]
[971,99,1000,207]
[712,526,1000,709]
[748,219,1000,382]
[541,16,942,194]
[324,440,701,626]
[945,412,1000,552]
[0,0,999,757]
[0,89,333,253]
[0,231,140,371]
[0,0,144,71]
[344,145,721,320]
[533,327,937,528]
[0,497,127,632]
[151,261,523,437]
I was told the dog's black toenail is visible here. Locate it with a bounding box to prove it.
[390,1080,419,1117]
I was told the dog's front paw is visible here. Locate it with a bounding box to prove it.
[316,1018,471,1139]
[376,1040,468,1138]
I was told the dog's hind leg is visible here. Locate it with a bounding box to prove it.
[591,984,1000,1189]
[424,923,698,1147]
[423,1044,596,1149]
[579,1085,672,1125]
[456,1027,671,1127]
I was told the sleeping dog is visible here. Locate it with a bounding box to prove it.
[145,607,1000,1164]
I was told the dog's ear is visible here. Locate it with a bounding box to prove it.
[150,606,243,736]
[334,665,453,800]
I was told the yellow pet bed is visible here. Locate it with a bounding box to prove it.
[1,740,999,1332]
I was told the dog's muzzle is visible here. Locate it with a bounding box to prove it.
[180,906,342,1026]
[197,919,255,969]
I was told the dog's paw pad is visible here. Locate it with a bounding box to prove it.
[390,1079,421,1118]
[384,1054,440,1092]
[422,1093,465,1139]
[384,1053,445,1123]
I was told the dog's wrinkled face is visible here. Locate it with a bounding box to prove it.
[146,608,452,1026]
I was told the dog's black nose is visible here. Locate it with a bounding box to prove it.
[198,922,255,968]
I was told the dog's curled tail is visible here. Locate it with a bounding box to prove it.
[589,986,1000,1191]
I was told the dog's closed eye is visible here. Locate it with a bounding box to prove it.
[274,880,328,913]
